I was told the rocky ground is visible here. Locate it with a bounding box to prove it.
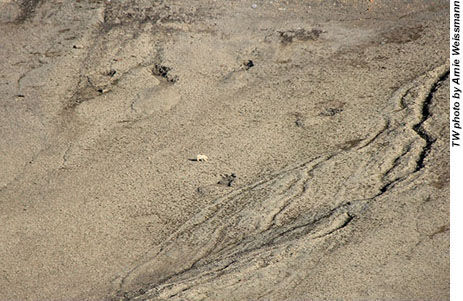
[0,0,449,300]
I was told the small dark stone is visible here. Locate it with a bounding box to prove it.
[153,64,170,77]
[107,69,116,77]
[152,64,177,83]
[243,60,254,70]
[218,173,237,187]
[320,107,343,117]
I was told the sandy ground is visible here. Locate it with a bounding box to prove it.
[0,0,450,300]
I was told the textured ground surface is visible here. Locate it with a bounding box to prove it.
[0,0,450,300]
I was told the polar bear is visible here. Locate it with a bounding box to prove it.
[196,154,208,162]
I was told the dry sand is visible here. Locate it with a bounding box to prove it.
[0,0,449,300]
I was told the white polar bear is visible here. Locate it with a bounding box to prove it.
[196,154,208,162]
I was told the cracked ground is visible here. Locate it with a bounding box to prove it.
[0,0,449,300]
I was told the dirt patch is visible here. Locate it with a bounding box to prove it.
[278,28,323,45]
[16,0,42,23]
[381,25,424,44]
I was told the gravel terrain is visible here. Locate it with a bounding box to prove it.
[0,0,449,300]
